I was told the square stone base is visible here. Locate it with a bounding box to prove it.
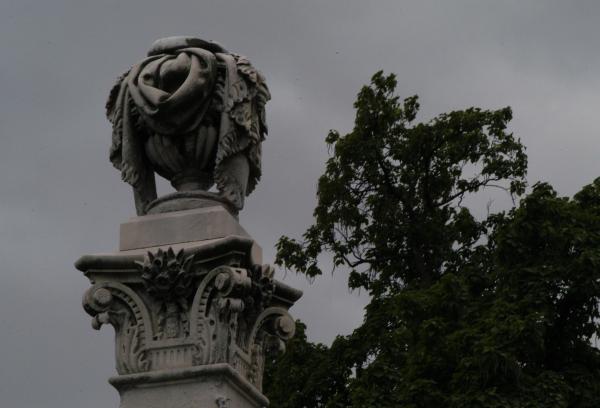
[115,205,262,265]
[109,364,269,408]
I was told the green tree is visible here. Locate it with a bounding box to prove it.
[264,72,600,407]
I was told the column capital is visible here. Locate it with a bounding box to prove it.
[77,210,301,406]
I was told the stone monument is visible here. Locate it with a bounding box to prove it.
[76,36,301,408]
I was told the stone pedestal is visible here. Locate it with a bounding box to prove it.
[76,205,301,407]
[109,365,268,408]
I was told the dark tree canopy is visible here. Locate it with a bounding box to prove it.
[265,72,600,407]
[276,72,527,294]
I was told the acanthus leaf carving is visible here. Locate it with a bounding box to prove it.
[106,36,271,215]
[186,262,295,390]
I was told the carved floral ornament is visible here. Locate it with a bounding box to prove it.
[82,247,295,391]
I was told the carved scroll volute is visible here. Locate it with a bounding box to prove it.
[246,307,296,389]
[187,263,297,390]
[190,265,253,365]
[83,282,153,374]
[81,253,299,389]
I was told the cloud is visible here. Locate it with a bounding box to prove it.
[1,1,599,406]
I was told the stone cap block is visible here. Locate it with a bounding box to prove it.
[120,206,249,251]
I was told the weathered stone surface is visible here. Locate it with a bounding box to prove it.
[106,36,271,215]
[109,365,269,408]
[78,236,299,382]
[119,206,250,251]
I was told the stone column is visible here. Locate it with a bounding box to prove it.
[76,204,301,407]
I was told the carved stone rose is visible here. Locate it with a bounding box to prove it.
[106,37,270,215]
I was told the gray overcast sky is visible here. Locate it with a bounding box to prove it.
[1,1,600,406]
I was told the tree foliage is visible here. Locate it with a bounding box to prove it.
[264,72,600,407]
